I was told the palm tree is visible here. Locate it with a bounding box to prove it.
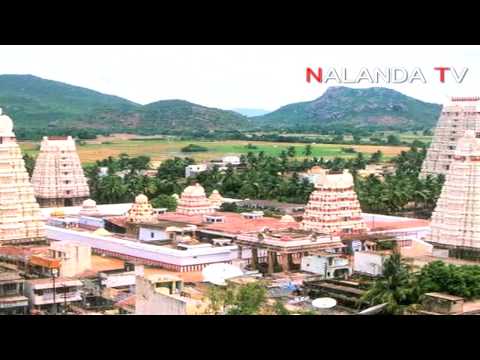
[361,253,415,315]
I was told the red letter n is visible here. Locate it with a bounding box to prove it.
[307,67,322,83]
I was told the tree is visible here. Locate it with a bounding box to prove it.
[287,146,296,158]
[369,150,383,164]
[94,175,129,204]
[304,144,313,157]
[226,282,267,315]
[23,154,36,178]
[361,253,416,315]
[415,261,480,300]
[387,134,401,146]
[151,194,178,211]
[206,282,268,315]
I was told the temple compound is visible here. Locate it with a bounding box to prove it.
[421,97,480,178]
[0,109,45,244]
[301,169,367,236]
[176,183,216,216]
[31,136,90,207]
[428,130,480,250]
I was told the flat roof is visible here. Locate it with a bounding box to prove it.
[425,292,464,301]
[158,211,299,235]
[77,255,125,278]
[27,277,82,287]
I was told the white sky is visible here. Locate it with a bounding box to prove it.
[0,45,479,111]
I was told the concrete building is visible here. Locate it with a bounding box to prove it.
[221,156,241,166]
[135,274,208,315]
[421,97,480,178]
[49,240,92,278]
[185,164,208,178]
[421,293,465,315]
[300,253,351,279]
[301,169,367,236]
[25,277,83,313]
[299,166,326,184]
[31,136,90,207]
[353,251,389,277]
[0,270,28,315]
[428,131,480,249]
[236,229,345,274]
[0,109,45,244]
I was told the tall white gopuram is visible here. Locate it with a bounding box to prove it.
[31,136,90,207]
[428,130,480,249]
[421,97,480,178]
[301,169,367,236]
[0,109,45,244]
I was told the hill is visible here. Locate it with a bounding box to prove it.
[253,86,442,132]
[0,76,442,139]
[140,100,249,133]
[0,75,250,138]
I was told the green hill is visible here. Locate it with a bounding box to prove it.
[0,75,441,139]
[0,74,250,138]
[253,86,442,132]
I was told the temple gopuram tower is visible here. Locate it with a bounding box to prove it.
[428,130,480,249]
[177,183,215,216]
[0,109,45,244]
[208,189,224,209]
[301,169,367,236]
[421,97,480,178]
[32,136,90,207]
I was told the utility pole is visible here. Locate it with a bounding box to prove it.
[52,270,56,315]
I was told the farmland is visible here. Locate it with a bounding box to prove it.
[19,135,410,165]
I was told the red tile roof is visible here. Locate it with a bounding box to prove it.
[156,211,299,235]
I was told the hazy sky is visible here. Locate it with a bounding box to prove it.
[1,45,479,111]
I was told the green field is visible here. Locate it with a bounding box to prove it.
[19,137,409,165]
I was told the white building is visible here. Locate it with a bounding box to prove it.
[301,253,351,279]
[222,156,241,166]
[24,277,83,313]
[185,164,208,178]
[353,251,389,277]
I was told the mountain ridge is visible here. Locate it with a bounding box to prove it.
[254,86,442,131]
[0,75,442,137]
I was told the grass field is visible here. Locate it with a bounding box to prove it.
[19,137,410,165]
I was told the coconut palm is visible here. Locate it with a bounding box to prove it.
[361,253,415,315]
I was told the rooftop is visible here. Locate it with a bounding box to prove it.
[27,277,82,287]
[76,255,125,278]
[156,211,300,235]
[424,292,464,302]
